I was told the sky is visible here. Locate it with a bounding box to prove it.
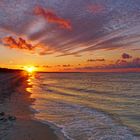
[0,0,140,72]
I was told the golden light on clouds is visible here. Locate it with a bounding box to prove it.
[0,0,140,72]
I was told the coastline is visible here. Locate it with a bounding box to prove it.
[0,72,139,140]
[0,72,63,140]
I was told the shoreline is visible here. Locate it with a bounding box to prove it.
[33,118,71,140]
[0,72,64,140]
[0,72,139,140]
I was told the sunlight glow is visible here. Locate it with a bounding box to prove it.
[24,66,36,73]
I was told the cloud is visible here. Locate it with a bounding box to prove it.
[87,4,105,14]
[87,58,105,62]
[2,36,34,51]
[34,6,72,30]
[2,36,50,55]
[133,58,140,66]
[107,58,140,69]
[75,57,140,71]
[122,53,132,59]
[62,64,71,67]
[0,0,140,58]
[42,65,52,68]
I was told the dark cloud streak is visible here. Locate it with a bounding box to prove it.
[122,53,132,59]
[87,59,105,62]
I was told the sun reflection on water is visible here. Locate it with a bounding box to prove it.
[26,73,35,93]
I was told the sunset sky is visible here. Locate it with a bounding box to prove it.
[0,0,140,72]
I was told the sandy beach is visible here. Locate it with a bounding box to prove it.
[0,72,61,140]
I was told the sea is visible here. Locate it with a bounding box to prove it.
[26,72,140,140]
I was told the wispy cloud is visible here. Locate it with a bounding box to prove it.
[74,57,140,71]
[62,64,72,67]
[108,58,140,69]
[0,0,140,61]
[34,6,72,30]
[87,58,105,62]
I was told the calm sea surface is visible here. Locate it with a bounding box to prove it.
[26,73,140,140]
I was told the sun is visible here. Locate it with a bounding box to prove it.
[24,66,36,73]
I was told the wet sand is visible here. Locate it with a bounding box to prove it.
[5,120,59,140]
[0,72,61,140]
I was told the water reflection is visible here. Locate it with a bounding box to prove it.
[26,73,35,93]
[28,72,140,138]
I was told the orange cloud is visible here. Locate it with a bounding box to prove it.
[2,36,51,55]
[2,36,35,51]
[34,6,72,30]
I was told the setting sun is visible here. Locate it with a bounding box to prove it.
[24,66,36,73]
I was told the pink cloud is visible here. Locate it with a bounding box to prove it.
[34,6,72,30]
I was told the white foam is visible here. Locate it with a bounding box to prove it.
[32,101,138,140]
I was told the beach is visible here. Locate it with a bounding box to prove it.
[0,72,61,140]
[0,72,140,140]
[0,0,140,139]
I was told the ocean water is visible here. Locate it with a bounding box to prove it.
[26,72,140,140]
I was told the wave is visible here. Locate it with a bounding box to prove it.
[28,73,140,140]
[33,100,138,140]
